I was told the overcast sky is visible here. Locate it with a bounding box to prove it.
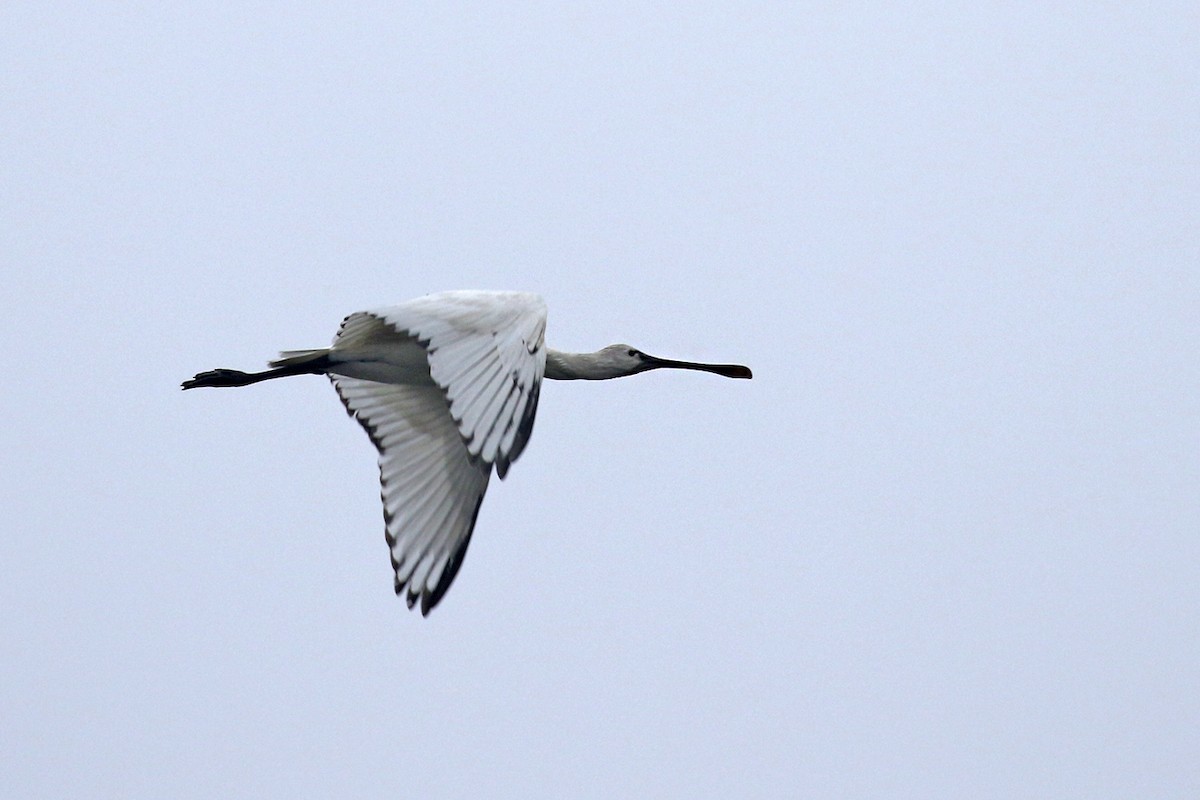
[3,3,1198,798]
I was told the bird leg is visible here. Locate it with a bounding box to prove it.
[182,365,322,390]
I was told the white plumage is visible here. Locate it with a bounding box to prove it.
[184,290,751,615]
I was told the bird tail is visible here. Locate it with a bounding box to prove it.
[269,348,332,369]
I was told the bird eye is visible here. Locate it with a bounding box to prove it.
[627,349,638,357]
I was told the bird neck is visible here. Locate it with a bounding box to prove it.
[544,348,627,380]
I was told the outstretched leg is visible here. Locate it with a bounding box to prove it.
[182,356,330,390]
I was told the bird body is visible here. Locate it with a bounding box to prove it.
[184,290,751,614]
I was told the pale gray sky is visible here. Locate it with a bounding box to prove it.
[2,3,1197,798]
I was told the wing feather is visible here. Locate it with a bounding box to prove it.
[332,375,490,615]
[326,291,547,614]
[357,291,548,474]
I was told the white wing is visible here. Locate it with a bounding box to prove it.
[328,291,548,613]
[332,377,490,615]
[335,290,548,478]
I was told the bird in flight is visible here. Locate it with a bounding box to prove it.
[183,290,751,614]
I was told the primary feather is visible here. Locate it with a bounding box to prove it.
[327,291,547,613]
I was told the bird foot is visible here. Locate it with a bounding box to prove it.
[181,368,252,389]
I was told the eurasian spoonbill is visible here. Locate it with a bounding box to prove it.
[182,290,751,614]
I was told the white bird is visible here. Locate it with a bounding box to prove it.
[183,290,751,614]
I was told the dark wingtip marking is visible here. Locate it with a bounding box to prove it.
[500,379,540,476]
[418,492,486,616]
